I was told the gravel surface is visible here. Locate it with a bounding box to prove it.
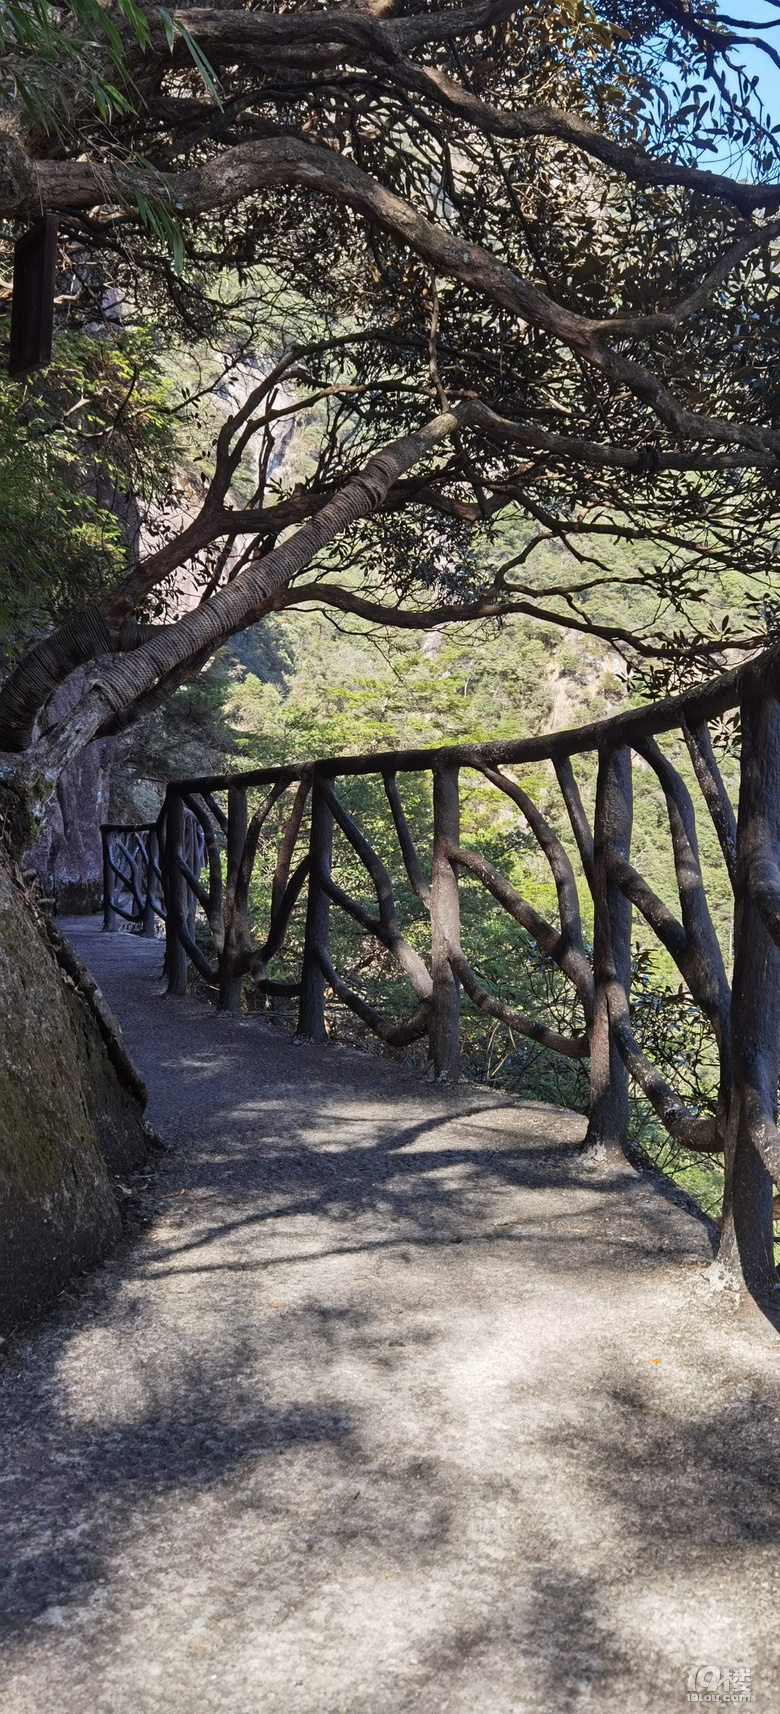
[2,918,780,1713]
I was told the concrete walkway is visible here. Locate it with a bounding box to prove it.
[2,919,780,1713]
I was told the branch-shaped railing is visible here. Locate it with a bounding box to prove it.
[105,640,780,1296]
[102,822,165,936]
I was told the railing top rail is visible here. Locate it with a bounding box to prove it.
[166,640,780,798]
[102,822,159,833]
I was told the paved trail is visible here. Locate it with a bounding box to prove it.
[2,920,780,1713]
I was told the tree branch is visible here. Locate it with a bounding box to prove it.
[17,134,780,461]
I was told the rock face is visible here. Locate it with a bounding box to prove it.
[26,733,115,914]
[25,669,115,914]
[0,852,149,1336]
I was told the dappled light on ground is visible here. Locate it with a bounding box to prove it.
[1,922,779,1713]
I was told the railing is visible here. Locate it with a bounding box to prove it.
[108,641,780,1297]
[101,821,165,936]
[102,812,205,937]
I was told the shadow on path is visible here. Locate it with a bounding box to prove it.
[1,920,778,1714]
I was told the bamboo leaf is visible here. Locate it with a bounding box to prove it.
[158,7,175,52]
[176,20,223,107]
[135,190,186,274]
[116,0,151,49]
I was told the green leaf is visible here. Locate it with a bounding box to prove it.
[158,7,175,52]
[176,20,223,107]
[116,0,151,49]
[135,191,186,274]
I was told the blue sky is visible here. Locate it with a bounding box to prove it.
[657,2,780,174]
[715,0,780,135]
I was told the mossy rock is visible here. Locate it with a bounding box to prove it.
[0,852,149,1336]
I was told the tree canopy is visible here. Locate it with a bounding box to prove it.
[3,0,780,823]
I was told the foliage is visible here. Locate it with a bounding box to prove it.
[5,0,780,770]
[0,0,221,134]
[0,324,177,657]
[627,950,724,1219]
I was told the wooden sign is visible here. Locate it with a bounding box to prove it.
[8,213,59,381]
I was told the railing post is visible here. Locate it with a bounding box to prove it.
[296,774,333,1042]
[141,829,158,938]
[584,743,632,1161]
[429,762,461,1081]
[163,791,188,996]
[719,690,778,1295]
[102,828,119,932]
[218,782,247,1015]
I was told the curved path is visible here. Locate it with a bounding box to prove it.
[2,919,780,1713]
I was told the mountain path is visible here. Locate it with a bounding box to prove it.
[2,918,780,1713]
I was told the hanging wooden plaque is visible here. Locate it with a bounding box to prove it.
[8,212,59,381]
